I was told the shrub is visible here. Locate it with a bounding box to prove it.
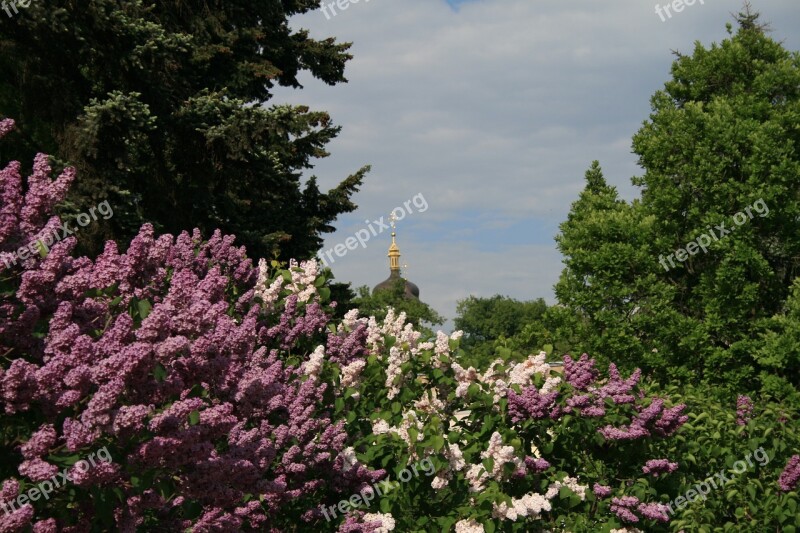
[0,118,381,531]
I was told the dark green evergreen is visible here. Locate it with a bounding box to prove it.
[0,0,367,260]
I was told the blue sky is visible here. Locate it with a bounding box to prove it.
[275,0,800,329]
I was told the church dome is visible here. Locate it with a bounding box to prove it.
[372,230,419,299]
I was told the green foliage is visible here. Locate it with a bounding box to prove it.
[653,384,800,531]
[454,295,549,368]
[552,11,800,393]
[0,0,367,260]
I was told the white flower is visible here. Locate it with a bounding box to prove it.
[454,518,485,533]
[452,363,480,398]
[254,259,284,309]
[492,492,551,521]
[287,258,319,302]
[372,419,392,435]
[447,443,466,471]
[340,360,366,389]
[507,352,549,386]
[434,330,450,356]
[540,375,561,394]
[301,345,325,380]
[385,345,409,399]
[362,512,395,532]
[480,432,524,479]
[465,464,489,493]
[431,474,450,490]
[546,475,587,501]
[414,389,445,415]
[341,447,358,473]
[341,308,362,329]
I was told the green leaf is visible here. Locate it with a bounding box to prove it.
[137,299,152,319]
[153,363,167,382]
[35,239,49,258]
[318,287,331,302]
[188,410,200,425]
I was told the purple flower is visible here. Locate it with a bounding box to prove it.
[593,483,612,498]
[642,459,678,477]
[20,424,57,458]
[610,496,640,523]
[524,456,551,473]
[563,353,598,390]
[597,364,641,405]
[0,118,14,139]
[637,502,670,522]
[779,455,800,492]
[736,395,754,426]
[508,386,559,422]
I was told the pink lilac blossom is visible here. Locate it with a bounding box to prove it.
[642,459,678,477]
[563,353,598,390]
[508,386,559,422]
[599,398,687,441]
[0,130,384,530]
[736,395,754,426]
[593,483,612,498]
[610,496,641,523]
[636,502,670,522]
[778,455,800,492]
[0,118,15,138]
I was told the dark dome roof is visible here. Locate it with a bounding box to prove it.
[373,270,419,299]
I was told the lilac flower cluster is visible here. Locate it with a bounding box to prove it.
[565,360,641,418]
[592,483,612,498]
[511,352,687,446]
[610,495,669,524]
[507,387,559,422]
[642,459,678,477]
[598,398,688,441]
[778,455,800,492]
[0,127,384,531]
[563,354,598,391]
[736,395,754,426]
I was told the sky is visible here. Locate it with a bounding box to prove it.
[273,0,800,329]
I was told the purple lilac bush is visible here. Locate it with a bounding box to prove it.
[0,119,383,531]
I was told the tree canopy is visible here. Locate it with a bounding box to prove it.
[0,0,367,260]
[552,9,800,396]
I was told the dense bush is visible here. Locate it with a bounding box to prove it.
[0,118,381,531]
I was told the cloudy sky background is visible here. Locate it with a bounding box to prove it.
[273,0,800,329]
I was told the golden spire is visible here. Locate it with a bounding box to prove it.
[388,213,400,272]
